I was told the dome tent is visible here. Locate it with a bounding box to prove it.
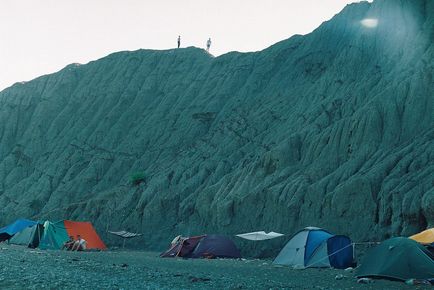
[273,227,354,269]
[356,237,434,281]
[191,235,241,259]
[161,234,241,259]
[160,235,205,258]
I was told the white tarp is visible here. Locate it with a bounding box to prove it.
[236,231,284,241]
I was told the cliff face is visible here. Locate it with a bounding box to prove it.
[0,0,432,250]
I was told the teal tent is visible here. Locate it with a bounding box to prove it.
[356,237,434,281]
[9,223,44,248]
[38,221,69,250]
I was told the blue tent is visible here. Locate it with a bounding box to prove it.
[9,223,44,248]
[273,227,354,269]
[0,219,38,242]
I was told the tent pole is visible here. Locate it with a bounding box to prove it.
[36,224,40,248]
[26,225,32,247]
[352,243,356,262]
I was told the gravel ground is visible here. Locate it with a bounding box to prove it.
[0,244,428,290]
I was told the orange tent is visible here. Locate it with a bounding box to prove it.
[409,228,434,245]
[64,220,107,250]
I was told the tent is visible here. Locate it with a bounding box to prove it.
[161,235,241,259]
[410,228,434,245]
[39,220,106,250]
[191,235,241,258]
[9,223,44,248]
[273,227,354,269]
[236,231,284,241]
[39,221,70,250]
[160,235,205,258]
[0,219,38,242]
[356,237,434,281]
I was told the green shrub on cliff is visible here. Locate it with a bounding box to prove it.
[130,171,146,186]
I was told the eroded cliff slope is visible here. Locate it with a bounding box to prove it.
[0,0,433,249]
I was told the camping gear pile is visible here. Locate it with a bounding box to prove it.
[0,219,106,250]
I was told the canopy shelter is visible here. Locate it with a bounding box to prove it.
[0,219,38,242]
[108,230,143,248]
[236,231,284,241]
[409,228,434,245]
[356,237,434,281]
[108,230,142,239]
[64,220,106,250]
[273,227,354,269]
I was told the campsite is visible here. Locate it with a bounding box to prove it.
[1,0,433,288]
[0,218,433,289]
[0,243,430,290]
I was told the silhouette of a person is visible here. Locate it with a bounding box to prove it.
[206,38,211,52]
[177,35,181,48]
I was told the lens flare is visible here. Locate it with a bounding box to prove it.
[361,18,378,28]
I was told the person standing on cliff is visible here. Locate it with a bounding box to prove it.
[206,38,211,52]
[177,35,181,48]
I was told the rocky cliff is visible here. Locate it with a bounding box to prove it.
[0,0,432,251]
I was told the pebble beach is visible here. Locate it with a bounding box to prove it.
[0,244,425,289]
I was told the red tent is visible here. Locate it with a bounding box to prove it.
[160,235,241,259]
[160,235,205,257]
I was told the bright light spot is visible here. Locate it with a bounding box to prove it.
[361,18,378,28]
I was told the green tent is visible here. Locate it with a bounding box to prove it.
[9,223,44,248]
[356,237,434,281]
[38,221,69,250]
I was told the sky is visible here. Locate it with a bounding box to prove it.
[0,0,370,91]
